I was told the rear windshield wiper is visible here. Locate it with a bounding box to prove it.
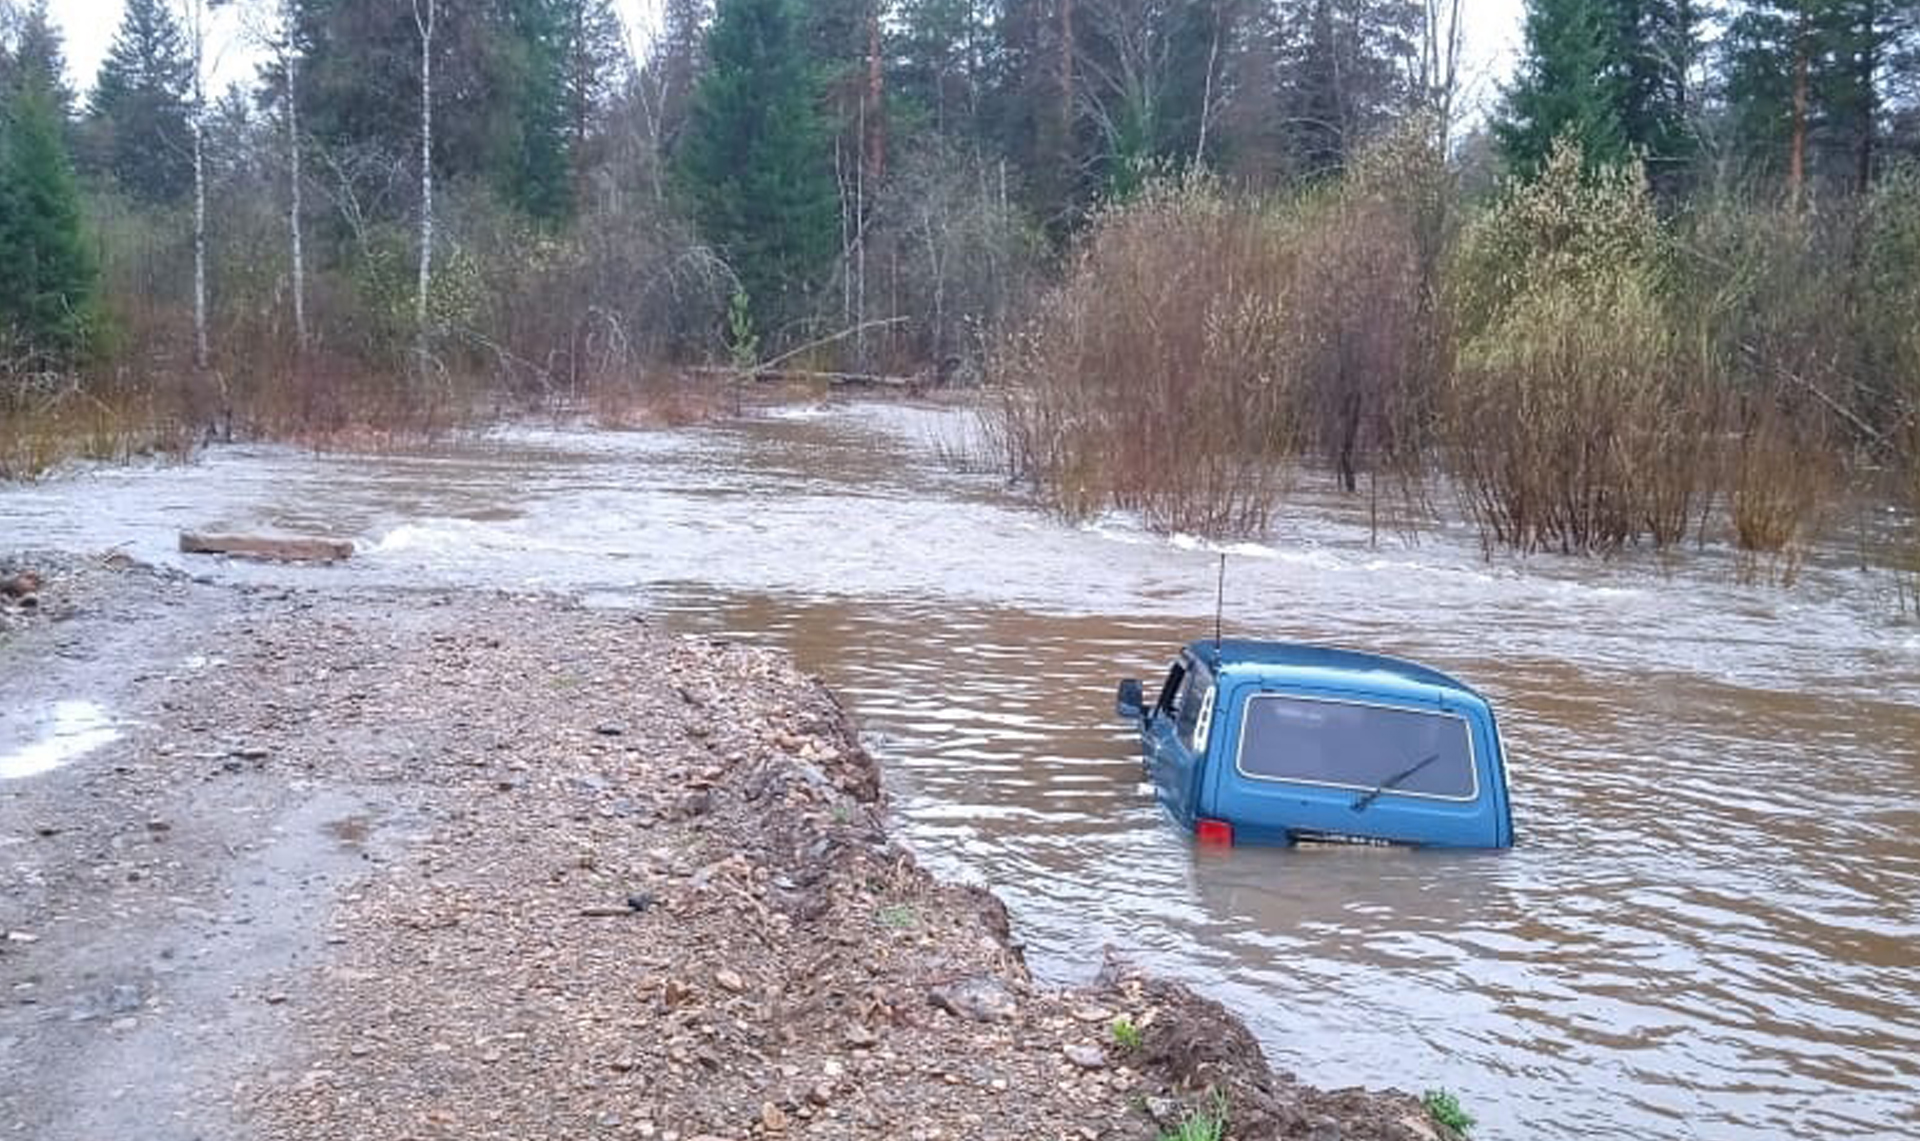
[1350,753,1440,814]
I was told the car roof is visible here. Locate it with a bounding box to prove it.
[1183,638,1486,703]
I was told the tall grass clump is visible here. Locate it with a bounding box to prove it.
[1445,141,1714,554]
[990,175,1299,536]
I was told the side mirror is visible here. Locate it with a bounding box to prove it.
[1115,679,1145,721]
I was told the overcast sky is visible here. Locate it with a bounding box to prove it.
[43,0,1526,114]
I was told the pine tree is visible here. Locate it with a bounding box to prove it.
[293,0,615,222]
[1496,0,1628,175]
[87,0,193,202]
[0,82,95,364]
[502,0,626,220]
[674,0,838,337]
[1724,0,1916,196]
[555,0,625,208]
[894,0,993,140]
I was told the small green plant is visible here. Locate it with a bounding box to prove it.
[1156,1090,1228,1141]
[874,903,919,929]
[725,288,759,371]
[1110,1014,1143,1051]
[1422,1088,1474,1136]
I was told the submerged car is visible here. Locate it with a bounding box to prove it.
[1115,639,1514,849]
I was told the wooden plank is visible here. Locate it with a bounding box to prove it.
[179,532,355,563]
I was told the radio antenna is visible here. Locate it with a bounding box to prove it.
[1213,552,1227,659]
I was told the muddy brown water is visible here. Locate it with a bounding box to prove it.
[4,402,1918,1140]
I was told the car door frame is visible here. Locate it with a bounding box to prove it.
[1145,652,1214,829]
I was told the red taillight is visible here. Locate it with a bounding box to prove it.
[1196,818,1234,846]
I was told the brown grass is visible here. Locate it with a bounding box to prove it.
[583,370,732,430]
[0,377,196,481]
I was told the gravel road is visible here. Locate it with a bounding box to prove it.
[0,555,1452,1141]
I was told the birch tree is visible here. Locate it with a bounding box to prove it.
[277,0,305,351]
[1420,0,1465,150]
[180,0,218,374]
[240,0,305,353]
[413,0,434,384]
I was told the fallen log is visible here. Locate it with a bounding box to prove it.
[685,365,921,387]
[178,532,355,563]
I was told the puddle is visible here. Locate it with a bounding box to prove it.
[0,701,122,779]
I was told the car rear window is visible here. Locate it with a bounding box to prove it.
[1236,694,1477,800]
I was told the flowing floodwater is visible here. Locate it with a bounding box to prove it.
[4,402,1918,1139]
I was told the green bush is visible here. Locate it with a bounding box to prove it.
[1422,1088,1475,1136]
[1445,138,1711,553]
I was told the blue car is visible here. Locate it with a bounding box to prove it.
[1115,639,1514,849]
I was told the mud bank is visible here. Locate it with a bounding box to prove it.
[0,558,1453,1141]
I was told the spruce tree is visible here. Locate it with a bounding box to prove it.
[504,0,573,222]
[87,0,193,202]
[8,0,72,115]
[0,82,95,364]
[1608,0,1698,186]
[1496,0,1627,175]
[674,0,837,338]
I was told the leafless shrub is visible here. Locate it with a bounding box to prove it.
[988,175,1299,536]
[1728,394,1834,585]
[1290,125,1454,523]
[864,141,1046,375]
[447,190,732,403]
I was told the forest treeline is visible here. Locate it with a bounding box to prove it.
[982,1,1920,578]
[1,0,1918,575]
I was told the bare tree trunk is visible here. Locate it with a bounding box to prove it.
[1193,0,1223,167]
[837,139,853,335]
[1059,0,1074,192]
[1789,7,1810,209]
[1421,0,1464,151]
[284,0,307,354]
[855,120,868,370]
[414,0,435,385]
[866,0,886,185]
[187,0,209,375]
[1856,0,1878,194]
[571,0,590,210]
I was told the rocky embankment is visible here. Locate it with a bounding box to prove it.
[0,557,1454,1141]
